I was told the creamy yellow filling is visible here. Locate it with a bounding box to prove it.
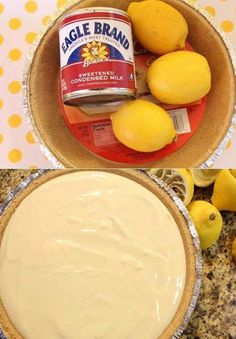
[0,171,186,339]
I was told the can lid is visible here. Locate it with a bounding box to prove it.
[60,7,130,23]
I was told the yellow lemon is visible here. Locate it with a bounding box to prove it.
[212,170,236,211]
[147,51,211,104]
[230,169,236,178]
[232,237,236,264]
[189,169,220,187]
[188,201,223,250]
[111,100,176,152]
[149,168,194,206]
[128,0,188,55]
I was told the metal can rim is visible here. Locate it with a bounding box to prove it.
[59,7,130,24]
[63,88,136,106]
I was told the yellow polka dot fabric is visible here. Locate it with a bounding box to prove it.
[0,0,62,169]
[0,0,236,168]
[197,0,236,168]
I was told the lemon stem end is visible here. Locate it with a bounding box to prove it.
[209,213,216,221]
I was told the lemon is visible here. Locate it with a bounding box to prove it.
[149,168,194,206]
[147,51,211,104]
[127,0,188,55]
[232,237,236,264]
[189,169,220,187]
[212,170,236,211]
[111,100,176,152]
[230,169,236,178]
[188,201,223,250]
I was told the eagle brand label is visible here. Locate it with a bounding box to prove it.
[59,9,136,103]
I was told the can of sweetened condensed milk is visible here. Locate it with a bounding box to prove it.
[59,7,137,106]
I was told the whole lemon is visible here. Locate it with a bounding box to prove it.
[128,0,188,55]
[188,201,223,250]
[110,100,176,152]
[147,51,211,104]
[211,170,236,211]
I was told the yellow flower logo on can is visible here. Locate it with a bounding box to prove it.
[81,41,109,68]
